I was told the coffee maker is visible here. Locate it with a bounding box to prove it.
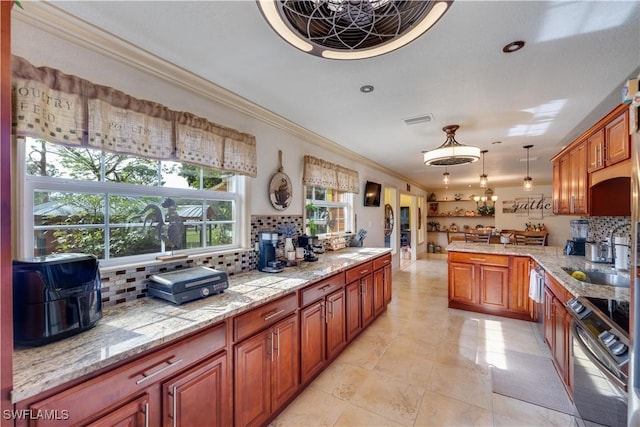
[298,234,318,262]
[565,219,588,255]
[258,231,284,273]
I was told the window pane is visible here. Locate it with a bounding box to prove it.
[105,153,159,185]
[26,139,100,181]
[161,161,190,188]
[33,191,106,257]
[203,168,235,192]
[109,226,161,258]
[34,228,105,258]
[34,191,105,226]
[205,223,234,246]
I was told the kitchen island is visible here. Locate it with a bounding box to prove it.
[12,247,391,426]
[447,241,629,302]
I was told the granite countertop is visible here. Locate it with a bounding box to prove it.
[446,242,630,302]
[12,247,391,403]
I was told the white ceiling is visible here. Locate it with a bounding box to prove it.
[21,1,640,190]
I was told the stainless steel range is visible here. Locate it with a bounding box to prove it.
[566,296,629,427]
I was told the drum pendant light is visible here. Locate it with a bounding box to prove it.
[423,125,481,166]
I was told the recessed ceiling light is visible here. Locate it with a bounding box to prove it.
[503,40,525,53]
[360,85,375,93]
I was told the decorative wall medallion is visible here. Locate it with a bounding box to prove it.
[269,150,292,210]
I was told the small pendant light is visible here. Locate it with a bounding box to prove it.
[523,145,533,192]
[479,150,488,188]
[443,167,450,185]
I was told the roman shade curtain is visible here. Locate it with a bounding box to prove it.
[302,155,359,193]
[11,56,257,177]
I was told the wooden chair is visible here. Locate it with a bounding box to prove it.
[513,231,548,246]
[463,230,492,243]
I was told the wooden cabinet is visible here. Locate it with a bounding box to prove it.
[543,273,572,396]
[448,252,534,321]
[587,129,605,172]
[233,294,299,427]
[299,274,346,385]
[162,352,228,427]
[345,262,374,342]
[509,257,535,319]
[605,109,630,165]
[553,103,631,216]
[552,141,587,215]
[589,107,630,171]
[373,253,392,312]
[16,324,229,427]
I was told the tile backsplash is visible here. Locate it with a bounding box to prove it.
[100,214,304,307]
[587,216,631,243]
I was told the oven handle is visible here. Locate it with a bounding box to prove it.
[571,321,627,392]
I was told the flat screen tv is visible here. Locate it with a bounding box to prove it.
[363,181,382,207]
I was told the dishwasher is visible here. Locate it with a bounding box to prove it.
[566,296,629,427]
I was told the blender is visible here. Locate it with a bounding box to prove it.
[565,219,588,255]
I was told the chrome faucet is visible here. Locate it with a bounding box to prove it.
[610,222,631,268]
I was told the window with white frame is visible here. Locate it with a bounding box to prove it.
[305,186,353,236]
[21,137,241,265]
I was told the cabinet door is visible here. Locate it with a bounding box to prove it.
[448,262,476,304]
[345,281,362,342]
[478,265,509,310]
[326,289,346,361]
[383,264,392,306]
[543,287,554,349]
[587,129,605,172]
[605,110,630,165]
[569,142,587,214]
[300,300,326,384]
[271,315,299,410]
[163,353,228,427]
[559,154,571,214]
[552,296,568,382]
[552,160,561,214]
[234,330,271,427]
[86,394,150,427]
[509,257,532,316]
[361,275,375,328]
[373,268,385,316]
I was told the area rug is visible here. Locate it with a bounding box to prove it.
[489,350,574,415]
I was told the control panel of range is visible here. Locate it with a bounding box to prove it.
[566,297,629,362]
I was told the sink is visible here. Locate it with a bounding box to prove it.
[562,267,630,288]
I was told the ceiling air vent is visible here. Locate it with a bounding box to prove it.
[404,113,434,126]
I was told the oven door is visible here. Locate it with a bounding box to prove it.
[571,321,627,427]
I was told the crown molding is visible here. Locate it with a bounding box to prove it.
[12,2,427,191]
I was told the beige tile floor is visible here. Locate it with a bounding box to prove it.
[271,253,579,427]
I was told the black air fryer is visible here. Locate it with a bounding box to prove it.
[13,253,102,346]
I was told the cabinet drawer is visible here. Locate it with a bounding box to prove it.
[300,272,345,307]
[449,252,509,267]
[233,293,297,342]
[346,261,373,283]
[26,323,226,426]
[373,253,392,270]
[544,272,569,303]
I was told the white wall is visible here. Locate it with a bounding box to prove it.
[425,185,581,247]
[493,185,580,247]
[11,20,429,250]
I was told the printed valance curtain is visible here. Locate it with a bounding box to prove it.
[302,155,359,193]
[11,56,257,177]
